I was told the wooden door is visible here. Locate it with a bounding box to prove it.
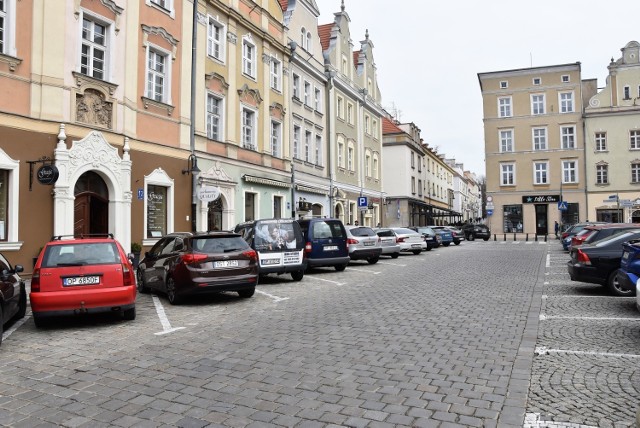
[74,194,90,236]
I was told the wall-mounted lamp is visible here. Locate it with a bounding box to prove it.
[182,154,200,175]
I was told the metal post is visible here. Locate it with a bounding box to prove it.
[189,0,198,232]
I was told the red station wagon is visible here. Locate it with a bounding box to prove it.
[30,235,137,326]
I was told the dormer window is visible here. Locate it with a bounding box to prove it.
[500,81,508,89]
[533,77,541,85]
[561,75,570,83]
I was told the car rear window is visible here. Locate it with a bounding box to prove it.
[376,229,394,237]
[311,221,345,239]
[42,242,120,267]
[253,220,302,251]
[393,228,415,234]
[349,227,375,237]
[192,236,249,254]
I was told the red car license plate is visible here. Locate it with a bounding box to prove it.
[64,276,100,286]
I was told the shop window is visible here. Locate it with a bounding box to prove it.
[503,204,523,233]
[0,149,20,249]
[144,168,174,245]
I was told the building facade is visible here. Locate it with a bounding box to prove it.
[478,63,596,235]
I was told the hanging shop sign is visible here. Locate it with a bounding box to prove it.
[36,165,59,185]
[198,186,221,202]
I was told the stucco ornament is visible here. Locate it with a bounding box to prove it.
[69,131,123,187]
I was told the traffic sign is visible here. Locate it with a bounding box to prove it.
[557,201,568,211]
[358,196,368,209]
[486,209,493,216]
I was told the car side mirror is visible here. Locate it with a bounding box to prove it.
[0,269,9,281]
[14,264,24,273]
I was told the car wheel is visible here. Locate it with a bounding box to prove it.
[33,313,44,328]
[391,253,400,259]
[454,241,461,245]
[0,305,3,346]
[238,287,255,298]
[136,269,150,294]
[467,234,475,241]
[367,256,379,264]
[335,264,347,271]
[483,237,490,241]
[291,271,304,281]
[412,250,421,255]
[166,277,182,305]
[12,284,27,321]
[123,307,136,320]
[607,270,634,297]
[443,242,451,247]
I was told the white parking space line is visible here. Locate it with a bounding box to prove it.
[376,261,407,267]
[535,347,640,358]
[152,295,185,335]
[2,314,30,341]
[346,267,381,275]
[540,314,640,321]
[308,276,346,286]
[255,289,289,302]
[525,412,598,428]
[546,254,550,268]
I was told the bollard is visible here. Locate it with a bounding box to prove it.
[545,234,547,242]
[494,234,496,241]
[503,234,506,241]
[526,233,529,241]
[534,234,538,242]
[513,233,516,241]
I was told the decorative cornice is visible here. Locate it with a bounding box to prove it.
[141,25,179,60]
[0,53,22,72]
[237,84,262,105]
[72,71,118,96]
[74,0,123,33]
[141,96,174,116]
[205,72,229,92]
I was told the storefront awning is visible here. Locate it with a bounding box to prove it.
[296,184,328,195]
[242,174,291,188]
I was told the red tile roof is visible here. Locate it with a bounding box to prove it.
[278,0,288,11]
[318,23,333,51]
[382,117,403,135]
[353,50,360,67]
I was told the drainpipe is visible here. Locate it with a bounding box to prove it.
[189,0,198,232]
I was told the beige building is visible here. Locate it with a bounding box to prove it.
[584,41,640,223]
[478,63,596,236]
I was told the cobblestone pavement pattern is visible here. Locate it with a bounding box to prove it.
[0,240,637,427]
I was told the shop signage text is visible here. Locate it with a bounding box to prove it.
[36,165,59,185]
[522,195,560,204]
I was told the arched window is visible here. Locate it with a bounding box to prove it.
[300,27,306,49]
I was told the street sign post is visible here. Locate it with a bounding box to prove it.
[358,196,368,210]
[486,209,493,216]
[558,201,568,211]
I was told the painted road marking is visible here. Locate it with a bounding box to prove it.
[2,313,30,341]
[546,254,551,268]
[346,267,381,275]
[376,261,407,267]
[540,314,640,321]
[306,276,346,286]
[255,289,289,302]
[535,347,640,358]
[152,294,185,335]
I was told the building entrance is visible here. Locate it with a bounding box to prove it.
[74,171,108,236]
[535,204,548,236]
[207,198,223,231]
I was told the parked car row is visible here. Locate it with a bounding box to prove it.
[564,222,640,300]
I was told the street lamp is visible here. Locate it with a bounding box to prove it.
[182,154,200,232]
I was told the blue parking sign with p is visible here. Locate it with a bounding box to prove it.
[358,197,367,208]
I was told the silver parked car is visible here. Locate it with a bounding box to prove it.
[345,226,382,264]
[373,228,401,258]
[387,227,427,255]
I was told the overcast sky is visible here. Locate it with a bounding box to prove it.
[318,0,639,177]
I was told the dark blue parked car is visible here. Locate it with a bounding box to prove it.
[297,218,350,271]
[616,239,640,298]
[430,226,453,247]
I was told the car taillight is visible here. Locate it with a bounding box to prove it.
[576,249,591,265]
[397,237,405,243]
[181,253,208,264]
[31,268,40,292]
[242,249,257,261]
[305,242,312,253]
[347,238,358,245]
[122,263,135,286]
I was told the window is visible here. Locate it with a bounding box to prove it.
[144,168,174,243]
[632,163,640,183]
[624,86,631,100]
[411,152,415,168]
[314,87,321,111]
[293,125,300,159]
[411,177,416,194]
[533,77,541,85]
[531,94,545,115]
[273,196,283,219]
[347,145,354,171]
[206,93,222,140]
[270,58,282,91]
[365,115,370,134]
[292,74,300,99]
[244,192,255,222]
[417,157,422,172]
[81,16,108,80]
[150,0,170,9]
[559,92,574,113]
[372,119,378,138]
[347,103,353,124]
[503,205,523,233]
[533,127,547,150]
[241,107,256,150]
[561,75,570,83]
[365,152,371,176]
[0,0,10,55]
[561,126,575,149]
[631,130,640,149]
[500,164,515,185]
[341,56,348,74]
[303,81,310,105]
[562,160,577,183]
[596,164,608,185]
[498,97,512,117]
[304,130,311,162]
[595,132,607,151]
[271,120,281,158]
[533,162,548,184]
[146,48,169,103]
[300,27,306,49]
[499,129,513,152]
[0,149,20,246]
[337,96,344,119]
[242,36,256,78]
[418,179,422,197]
[315,135,322,165]
[337,141,344,168]
[500,81,508,89]
[373,156,379,179]
[207,17,225,61]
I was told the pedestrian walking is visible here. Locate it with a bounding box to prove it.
[554,221,559,238]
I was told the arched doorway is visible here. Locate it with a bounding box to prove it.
[207,198,223,231]
[632,209,640,223]
[335,203,343,223]
[74,171,109,236]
